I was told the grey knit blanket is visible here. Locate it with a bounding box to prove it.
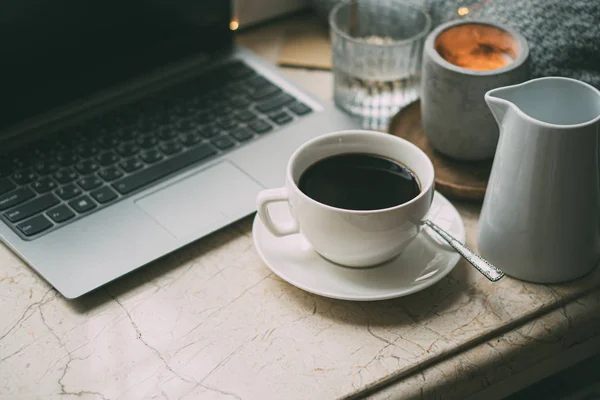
[424,0,600,87]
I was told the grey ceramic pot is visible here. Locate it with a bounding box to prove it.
[420,19,530,161]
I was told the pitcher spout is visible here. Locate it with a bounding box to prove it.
[485,77,600,128]
[484,87,514,126]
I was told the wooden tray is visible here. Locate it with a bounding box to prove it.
[388,101,492,202]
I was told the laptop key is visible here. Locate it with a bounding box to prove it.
[248,120,273,134]
[217,118,238,130]
[98,166,124,182]
[256,93,295,113]
[97,152,120,166]
[17,215,53,237]
[16,156,31,170]
[289,102,312,116]
[140,149,163,164]
[176,119,195,132]
[249,85,282,101]
[56,152,79,166]
[112,143,217,195]
[270,111,294,125]
[54,168,78,184]
[90,186,118,204]
[225,61,256,80]
[117,127,139,141]
[180,132,203,147]
[116,142,140,157]
[213,105,234,118]
[159,141,182,156]
[236,110,257,122]
[229,96,251,108]
[76,144,100,158]
[120,157,144,172]
[230,128,253,142]
[34,161,59,176]
[69,195,97,213]
[4,193,60,223]
[0,187,36,210]
[137,135,159,149]
[75,159,100,175]
[246,76,270,88]
[199,125,220,139]
[56,184,82,200]
[12,170,36,185]
[32,178,57,193]
[212,136,235,150]
[157,127,178,141]
[77,176,103,191]
[97,136,120,149]
[0,178,16,195]
[47,205,75,223]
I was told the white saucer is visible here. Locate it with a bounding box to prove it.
[252,192,465,301]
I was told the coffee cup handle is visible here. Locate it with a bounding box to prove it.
[256,188,300,237]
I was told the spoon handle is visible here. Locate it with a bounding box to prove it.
[423,219,505,282]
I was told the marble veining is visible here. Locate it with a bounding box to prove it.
[368,288,600,400]
[1,211,599,399]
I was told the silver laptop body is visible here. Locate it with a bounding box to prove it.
[0,2,359,298]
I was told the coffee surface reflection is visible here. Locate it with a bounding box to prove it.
[298,153,420,211]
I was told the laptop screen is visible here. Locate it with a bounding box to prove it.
[0,1,232,134]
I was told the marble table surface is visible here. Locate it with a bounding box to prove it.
[2,13,600,400]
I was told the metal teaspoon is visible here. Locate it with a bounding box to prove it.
[423,219,505,282]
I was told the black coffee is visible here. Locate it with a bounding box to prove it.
[298,153,420,211]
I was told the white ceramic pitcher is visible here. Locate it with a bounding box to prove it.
[478,77,600,283]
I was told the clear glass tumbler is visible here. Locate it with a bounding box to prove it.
[329,0,431,130]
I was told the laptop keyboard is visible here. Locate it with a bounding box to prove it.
[0,60,313,239]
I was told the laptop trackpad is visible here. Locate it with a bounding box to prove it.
[135,161,264,239]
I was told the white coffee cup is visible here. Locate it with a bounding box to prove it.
[256,130,435,267]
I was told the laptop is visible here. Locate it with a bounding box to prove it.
[0,1,359,299]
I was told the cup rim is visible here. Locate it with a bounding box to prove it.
[424,19,530,76]
[328,0,432,47]
[286,130,435,214]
